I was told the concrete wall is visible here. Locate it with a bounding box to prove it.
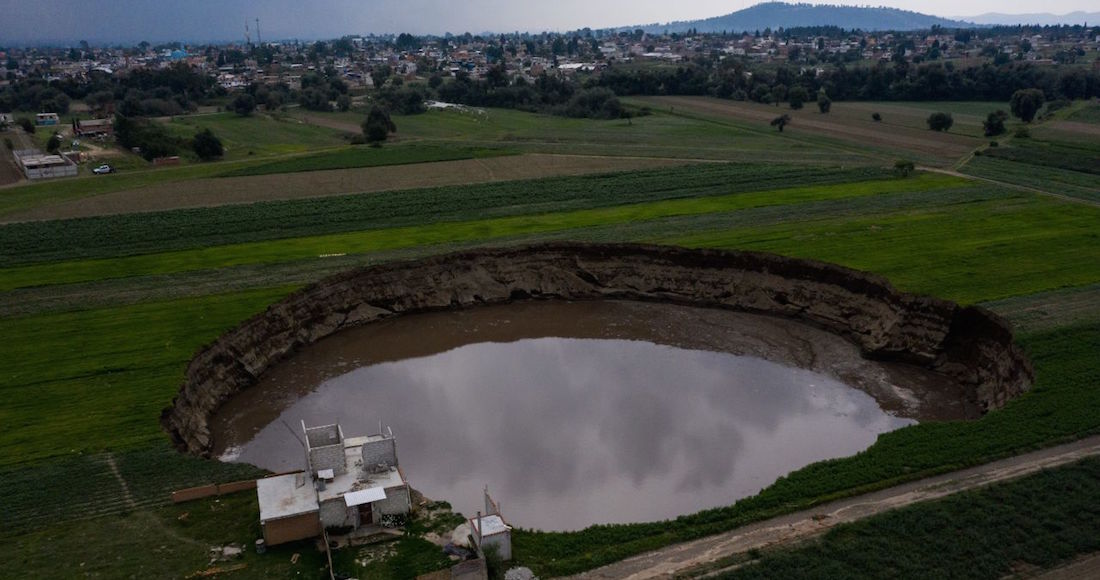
[362,438,397,469]
[263,512,321,546]
[163,243,1035,456]
[309,445,347,476]
[319,498,353,528]
[375,484,411,517]
[480,532,511,562]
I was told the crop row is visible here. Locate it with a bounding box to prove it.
[218,145,514,178]
[0,164,889,268]
[721,456,1100,579]
[961,156,1100,203]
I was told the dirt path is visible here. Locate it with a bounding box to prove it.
[566,435,1100,579]
[104,453,137,510]
[2,153,702,222]
[919,166,1100,209]
[1032,552,1100,579]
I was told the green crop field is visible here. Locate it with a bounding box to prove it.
[716,456,1100,580]
[2,103,1099,579]
[161,112,351,160]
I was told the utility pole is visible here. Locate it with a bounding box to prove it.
[245,19,251,47]
[256,18,262,45]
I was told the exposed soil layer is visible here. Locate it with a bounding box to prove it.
[163,243,1034,455]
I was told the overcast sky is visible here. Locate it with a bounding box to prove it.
[2,0,1097,45]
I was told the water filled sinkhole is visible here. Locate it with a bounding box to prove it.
[212,300,976,531]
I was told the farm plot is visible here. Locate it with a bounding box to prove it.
[0,164,886,267]
[635,96,985,166]
[296,106,873,165]
[0,173,955,290]
[1,153,701,222]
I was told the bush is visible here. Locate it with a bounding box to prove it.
[18,118,34,133]
[788,86,809,110]
[191,128,223,161]
[230,93,256,117]
[771,114,791,132]
[3,137,12,150]
[113,114,181,161]
[816,90,831,114]
[1010,88,1045,123]
[872,112,882,122]
[559,88,623,120]
[927,112,954,132]
[1014,127,1031,139]
[894,159,915,177]
[983,110,1008,137]
[362,106,396,145]
[45,134,61,154]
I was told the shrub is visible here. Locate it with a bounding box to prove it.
[3,137,12,150]
[362,106,396,145]
[45,134,61,153]
[894,159,915,177]
[983,110,1008,137]
[1010,88,1045,123]
[191,128,223,160]
[771,114,791,132]
[816,89,831,114]
[927,112,954,132]
[230,93,256,117]
[872,112,882,122]
[18,118,34,133]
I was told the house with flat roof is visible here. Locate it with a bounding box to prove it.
[256,422,411,546]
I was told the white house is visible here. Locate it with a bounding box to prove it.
[256,422,411,546]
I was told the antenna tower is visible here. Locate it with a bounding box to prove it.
[256,18,262,45]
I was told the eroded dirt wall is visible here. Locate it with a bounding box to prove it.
[162,243,1033,455]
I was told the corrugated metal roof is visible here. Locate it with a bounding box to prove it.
[344,487,387,507]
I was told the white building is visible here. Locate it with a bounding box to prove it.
[256,422,411,546]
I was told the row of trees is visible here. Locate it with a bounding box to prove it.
[594,59,1100,104]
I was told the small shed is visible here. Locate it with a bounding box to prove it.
[470,487,512,561]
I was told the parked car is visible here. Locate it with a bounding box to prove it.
[92,164,113,174]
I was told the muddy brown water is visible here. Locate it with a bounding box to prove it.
[212,300,976,531]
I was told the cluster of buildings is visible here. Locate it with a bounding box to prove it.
[3,27,1096,95]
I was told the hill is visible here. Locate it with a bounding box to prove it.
[627,2,974,34]
[964,12,1100,26]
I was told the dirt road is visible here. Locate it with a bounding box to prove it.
[566,435,1100,579]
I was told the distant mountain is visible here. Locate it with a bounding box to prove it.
[963,12,1100,26]
[626,2,974,34]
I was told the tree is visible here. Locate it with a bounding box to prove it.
[894,159,915,177]
[192,128,224,160]
[46,133,61,153]
[336,94,352,112]
[872,112,882,122]
[771,114,791,132]
[361,106,396,145]
[926,112,954,132]
[816,89,831,114]
[1010,89,1044,123]
[788,86,808,110]
[230,93,256,116]
[983,110,1008,137]
[18,117,35,134]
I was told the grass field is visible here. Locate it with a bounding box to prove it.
[631,96,991,166]
[161,112,351,160]
[2,102,1100,579]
